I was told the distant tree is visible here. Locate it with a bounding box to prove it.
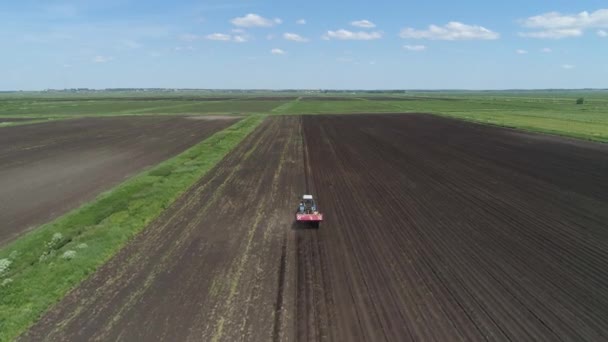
[576,97,585,105]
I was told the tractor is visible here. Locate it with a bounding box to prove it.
[295,194,323,228]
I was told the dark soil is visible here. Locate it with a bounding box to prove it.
[0,116,237,245]
[22,114,608,342]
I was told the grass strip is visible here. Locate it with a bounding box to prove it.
[0,114,265,341]
[0,118,65,128]
[428,112,608,143]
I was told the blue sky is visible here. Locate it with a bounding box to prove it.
[2,0,608,90]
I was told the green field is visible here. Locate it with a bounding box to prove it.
[2,90,606,142]
[0,98,288,118]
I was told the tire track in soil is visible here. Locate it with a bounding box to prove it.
[272,236,288,342]
[295,115,334,342]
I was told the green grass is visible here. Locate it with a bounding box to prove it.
[2,91,606,143]
[0,98,289,118]
[431,111,608,142]
[399,97,608,142]
[277,99,397,114]
[0,118,67,128]
[0,115,265,342]
[273,95,608,142]
[130,100,289,114]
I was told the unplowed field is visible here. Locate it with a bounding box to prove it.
[0,116,237,245]
[23,114,608,341]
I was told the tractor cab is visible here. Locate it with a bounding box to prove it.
[300,194,317,214]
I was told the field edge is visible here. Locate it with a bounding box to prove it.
[290,111,608,144]
[428,111,608,144]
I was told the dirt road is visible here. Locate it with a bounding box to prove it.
[0,116,237,245]
[23,114,608,341]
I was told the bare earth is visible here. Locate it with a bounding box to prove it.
[22,115,608,341]
[0,116,237,245]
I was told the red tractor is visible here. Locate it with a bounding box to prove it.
[295,194,323,228]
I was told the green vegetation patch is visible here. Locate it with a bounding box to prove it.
[0,118,62,128]
[280,99,397,114]
[131,100,289,115]
[2,90,607,142]
[385,97,608,143]
[0,98,289,118]
[274,95,608,143]
[434,111,608,143]
[0,115,265,342]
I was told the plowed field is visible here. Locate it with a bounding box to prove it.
[0,116,237,245]
[23,114,608,341]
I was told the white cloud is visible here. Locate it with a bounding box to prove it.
[266,34,275,40]
[523,9,608,29]
[520,9,608,39]
[516,49,528,54]
[562,64,575,69]
[271,48,286,55]
[179,34,198,42]
[205,33,249,42]
[231,13,281,27]
[322,29,382,40]
[92,55,113,63]
[541,47,553,53]
[296,19,306,25]
[403,45,427,51]
[599,30,608,37]
[205,33,232,41]
[174,46,194,51]
[232,28,246,34]
[519,29,582,39]
[283,32,309,42]
[400,22,499,40]
[233,35,248,43]
[351,20,376,28]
